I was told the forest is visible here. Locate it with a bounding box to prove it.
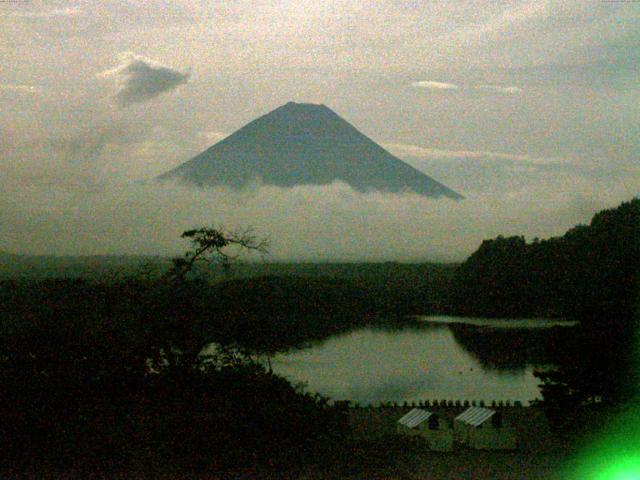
[450,199,640,408]
[449,198,640,321]
[0,198,638,476]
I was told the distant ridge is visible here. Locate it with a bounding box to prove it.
[158,102,463,199]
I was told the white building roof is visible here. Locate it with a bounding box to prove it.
[398,408,433,428]
[455,407,495,426]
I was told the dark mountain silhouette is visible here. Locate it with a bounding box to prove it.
[158,102,462,199]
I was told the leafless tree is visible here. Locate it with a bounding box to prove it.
[167,226,269,281]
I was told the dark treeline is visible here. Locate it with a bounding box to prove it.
[0,252,170,280]
[210,272,445,353]
[449,198,640,411]
[0,258,453,356]
[449,198,640,321]
[0,274,417,363]
[1,232,436,477]
[0,255,456,316]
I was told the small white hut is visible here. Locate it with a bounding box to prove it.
[396,408,454,452]
[454,407,517,450]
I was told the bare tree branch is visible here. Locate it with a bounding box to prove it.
[167,226,269,280]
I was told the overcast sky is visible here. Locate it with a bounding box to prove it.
[0,1,638,259]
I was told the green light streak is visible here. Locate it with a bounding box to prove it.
[564,406,640,480]
[592,455,640,479]
[564,296,640,480]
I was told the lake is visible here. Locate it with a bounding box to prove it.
[271,316,576,406]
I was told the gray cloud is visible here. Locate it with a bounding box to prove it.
[384,142,639,199]
[0,84,43,94]
[1,7,83,18]
[411,80,460,90]
[410,81,522,94]
[383,143,566,165]
[1,179,633,261]
[101,53,191,107]
[474,85,522,94]
[197,130,229,145]
[0,119,211,189]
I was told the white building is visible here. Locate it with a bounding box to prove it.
[396,408,454,452]
[454,407,517,450]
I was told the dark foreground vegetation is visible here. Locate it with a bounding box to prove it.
[0,229,447,477]
[0,198,638,477]
[0,231,359,477]
[0,264,455,475]
[451,199,640,413]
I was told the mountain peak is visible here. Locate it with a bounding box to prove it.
[158,103,463,199]
[282,101,327,109]
[274,101,334,117]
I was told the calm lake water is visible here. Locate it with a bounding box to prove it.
[271,316,576,406]
[413,315,578,328]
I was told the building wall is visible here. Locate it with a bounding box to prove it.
[425,429,454,452]
[468,425,517,450]
[396,418,454,452]
[454,420,471,444]
[396,424,423,437]
[454,420,518,450]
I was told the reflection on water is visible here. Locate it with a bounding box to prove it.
[271,318,574,406]
[415,315,578,328]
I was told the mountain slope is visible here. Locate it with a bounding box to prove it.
[158,102,462,199]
